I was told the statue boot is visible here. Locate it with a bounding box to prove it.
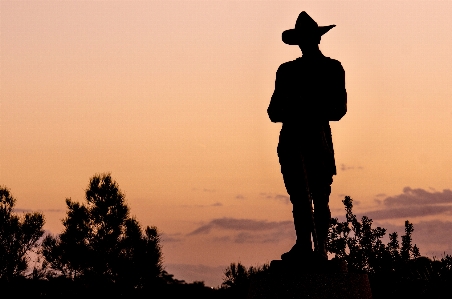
[313,196,331,261]
[281,199,313,261]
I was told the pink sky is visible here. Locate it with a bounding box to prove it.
[2,1,452,287]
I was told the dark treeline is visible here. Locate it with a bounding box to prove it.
[1,175,452,298]
[0,174,214,298]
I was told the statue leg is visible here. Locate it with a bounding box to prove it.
[281,158,314,261]
[281,194,313,260]
[312,180,332,260]
[278,143,315,260]
[293,194,314,253]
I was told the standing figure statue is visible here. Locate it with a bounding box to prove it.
[268,11,347,263]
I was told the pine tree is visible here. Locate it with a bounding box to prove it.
[42,174,163,289]
[0,187,44,280]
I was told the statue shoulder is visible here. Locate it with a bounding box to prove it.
[276,59,301,76]
[323,57,345,71]
[278,59,297,68]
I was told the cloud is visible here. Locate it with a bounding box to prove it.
[383,187,452,207]
[235,194,245,199]
[233,230,294,244]
[191,188,216,192]
[212,235,231,242]
[188,218,292,235]
[13,208,63,213]
[259,192,274,199]
[187,218,294,243]
[13,208,33,213]
[340,164,363,171]
[274,194,290,204]
[181,202,223,208]
[359,188,452,220]
[365,205,452,220]
[161,232,183,243]
[259,193,290,204]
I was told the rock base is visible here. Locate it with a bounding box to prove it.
[247,260,372,299]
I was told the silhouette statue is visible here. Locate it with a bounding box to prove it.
[268,11,347,264]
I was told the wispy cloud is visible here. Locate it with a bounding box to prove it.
[340,164,363,171]
[187,218,294,243]
[359,187,452,220]
[191,188,216,192]
[259,192,273,199]
[13,208,63,213]
[233,230,294,244]
[188,218,292,235]
[161,232,183,243]
[181,203,223,208]
[384,187,452,207]
[259,193,290,204]
[365,205,452,220]
[274,194,290,204]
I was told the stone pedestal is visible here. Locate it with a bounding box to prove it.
[247,260,372,299]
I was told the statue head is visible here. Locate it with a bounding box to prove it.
[282,11,335,46]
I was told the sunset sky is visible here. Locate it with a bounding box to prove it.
[2,1,452,287]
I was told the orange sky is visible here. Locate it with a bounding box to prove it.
[2,1,452,287]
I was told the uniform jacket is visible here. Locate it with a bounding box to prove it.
[267,53,347,177]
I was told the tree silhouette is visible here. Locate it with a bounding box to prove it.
[328,196,421,274]
[222,262,250,289]
[42,173,163,290]
[0,187,45,280]
[221,263,269,299]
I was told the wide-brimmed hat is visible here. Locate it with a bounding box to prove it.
[282,11,335,45]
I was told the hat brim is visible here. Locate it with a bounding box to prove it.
[282,25,335,45]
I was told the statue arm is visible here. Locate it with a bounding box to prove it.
[327,62,347,121]
[267,66,285,123]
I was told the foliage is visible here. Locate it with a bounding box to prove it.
[327,196,421,274]
[222,262,247,289]
[222,262,269,289]
[41,173,163,289]
[0,187,45,280]
[220,262,269,299]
